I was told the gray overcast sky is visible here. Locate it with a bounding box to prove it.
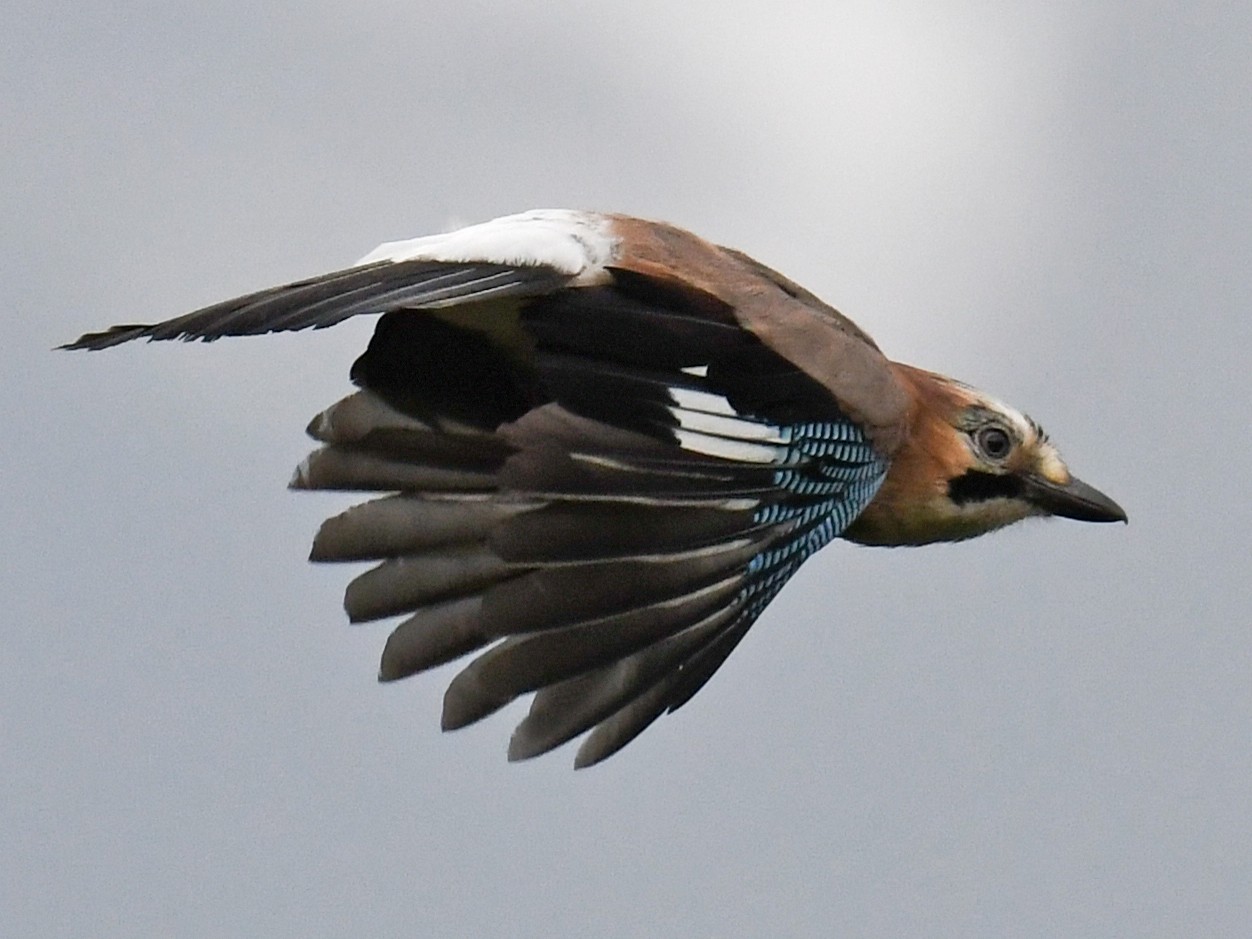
[4,2,1250,936]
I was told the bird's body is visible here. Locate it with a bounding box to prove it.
[66,209,1125,767]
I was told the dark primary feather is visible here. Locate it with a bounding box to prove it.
[58,261,566,349]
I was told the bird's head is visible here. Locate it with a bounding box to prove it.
[843,364,1126,546]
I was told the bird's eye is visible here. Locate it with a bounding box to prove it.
[975,425,1013,461]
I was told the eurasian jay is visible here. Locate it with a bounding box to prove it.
[65,210,1126,767]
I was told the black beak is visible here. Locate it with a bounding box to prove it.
[1023,473,1128,523]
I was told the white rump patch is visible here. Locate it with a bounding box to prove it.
[354,209,617,284]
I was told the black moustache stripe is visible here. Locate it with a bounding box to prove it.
[947,470,1024,505]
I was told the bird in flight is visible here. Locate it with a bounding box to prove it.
[65,210,1126,767]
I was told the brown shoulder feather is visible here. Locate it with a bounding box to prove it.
[607,216,911,455]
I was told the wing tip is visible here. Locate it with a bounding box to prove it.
[572,738,611,770]
[58,324,156,351]
[441,673,514,732]
[506,721,561,763]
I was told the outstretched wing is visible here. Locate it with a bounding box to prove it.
[66,209,906,766]
[61,209,611,349]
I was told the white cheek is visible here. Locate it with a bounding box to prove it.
[962,497,1039,529]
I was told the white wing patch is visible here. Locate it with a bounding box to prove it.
[670,409,786,444]
[668,386,737,416]
[665,384,790,464]
[354,210,617,284]
[672,429,789,464]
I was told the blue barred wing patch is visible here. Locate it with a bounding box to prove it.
[665,387,888,611]
[742,420,886,610]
